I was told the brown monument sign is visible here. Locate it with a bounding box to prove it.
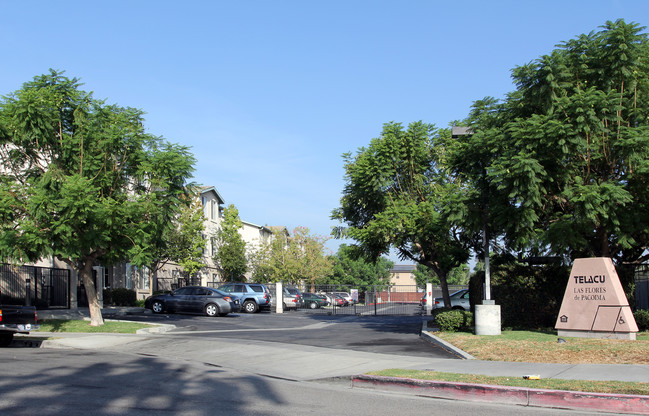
[555,257,638,340]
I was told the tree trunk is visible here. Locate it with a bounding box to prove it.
[423,260,452,308]
[79,260,104,326]
[438,271,452,308]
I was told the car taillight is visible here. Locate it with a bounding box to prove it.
[0,309,3,322]
[35,310,37,323]
[435,300,441,305]
[421,299,427,304]
[223,296,232,302]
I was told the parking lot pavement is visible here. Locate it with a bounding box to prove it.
[130,310,459,359]
[32,307,649,414]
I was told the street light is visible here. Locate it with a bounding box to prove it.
[451,126,500,335]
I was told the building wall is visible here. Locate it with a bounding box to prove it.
[389,265,418,286]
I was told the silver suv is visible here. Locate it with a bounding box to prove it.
[217,283,271,313]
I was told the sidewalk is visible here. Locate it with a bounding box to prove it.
[33,307,649,414]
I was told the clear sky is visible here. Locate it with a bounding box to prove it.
[2,1,648,260]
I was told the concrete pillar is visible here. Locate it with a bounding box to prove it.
[475,302,501,335]
[425,283,433,316]
[276,281,284,314]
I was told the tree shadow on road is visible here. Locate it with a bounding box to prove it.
[0,347,286,415]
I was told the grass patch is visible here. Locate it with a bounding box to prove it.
[387,328,649,395]
[37,319,153,334]
[434,329,649,365]
[368,369,649,396]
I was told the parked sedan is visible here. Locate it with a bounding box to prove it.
[285,287,304,308]
[421,289,470,311]
[145,286,241,317]
[326,293,349,307]
[332,291,355,305]
[301,292,329,309]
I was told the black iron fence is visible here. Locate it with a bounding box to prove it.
[1,263,70,308]
[291,284,468,316]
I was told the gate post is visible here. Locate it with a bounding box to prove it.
[25,277,31,306]
[276,281,284,314]
[425,282,433,315]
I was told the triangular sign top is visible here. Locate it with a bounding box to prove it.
[555,258,638,333]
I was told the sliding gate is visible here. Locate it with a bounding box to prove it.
[305,284,421,316]
[298,284,468,316]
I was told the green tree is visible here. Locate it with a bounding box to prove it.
[250,226,332,285]
[138,189,204,296]
[329,244,393,287]
[453,20,649,273]
[213,204,247,281]
[0,70,195,325]
[167,195,206,280]
[413,263,470,287]
[332,121,473,307]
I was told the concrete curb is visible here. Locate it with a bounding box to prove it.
[136,324,175,334]
[352,375,649,415]
[419,322,475,360]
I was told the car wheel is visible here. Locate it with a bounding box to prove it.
[151,300,164,314]
[205,303,219,317]
[0,333,13,347]
[243,300,258,313]
[309,302,317,309]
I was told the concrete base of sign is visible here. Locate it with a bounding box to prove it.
[558,329,637,341]
[475,303,501,336]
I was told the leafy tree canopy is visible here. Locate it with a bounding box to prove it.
[169,194,206,279]
[332,121,473,306]
[0,70,195,325]
[249,226,332,285]
[413,263,470,287]
[451,19,649,266]
[328,244,393,287]
[213,204,247,281]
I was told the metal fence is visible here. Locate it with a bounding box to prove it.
[293,284,468,316]
[636,264,649,310]
[1,263,70,308]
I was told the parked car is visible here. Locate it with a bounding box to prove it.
[421,289,470,311]
[326,293,349,307]
[145,286,241,317]
[268,286,299,310]
[217,283,272,313]
[0,292,39,346]
[285,287,304,308]
[301,292,329,309]
[281,291,299,310]
[332,291,354,305]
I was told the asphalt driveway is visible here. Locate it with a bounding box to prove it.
[124,310,459,359]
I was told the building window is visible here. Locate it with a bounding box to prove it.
[138,266,150,290]
[125,264,133,289]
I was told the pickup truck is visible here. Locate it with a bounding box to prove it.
[0,303,39,346]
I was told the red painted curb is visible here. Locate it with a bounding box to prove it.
[352,375,649,415]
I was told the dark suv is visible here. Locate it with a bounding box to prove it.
[217,283,271,313]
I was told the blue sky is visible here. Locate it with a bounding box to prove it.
[2,1,648,260]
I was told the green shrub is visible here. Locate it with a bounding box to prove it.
[634,310,649,331]
[103,288,137,306]
[490,260,569,329]
[435,309,474,332]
